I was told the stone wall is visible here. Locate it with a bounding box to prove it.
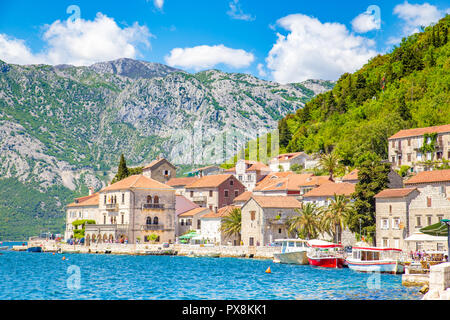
[423,262,450,300]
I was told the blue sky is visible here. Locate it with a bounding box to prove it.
[0,0,449,83]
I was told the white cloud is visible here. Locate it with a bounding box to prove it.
[257,63,267,77]
[0,13,151,66]
[266,14,377,83]
[153,0,164,10]
[164,44,255,71]
[393,1,445,36]
[227,0,255,21]
[352,11,379,33]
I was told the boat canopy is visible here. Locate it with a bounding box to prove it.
[307,239,342,248]
[274,238,307,243]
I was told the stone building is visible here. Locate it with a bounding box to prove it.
[142,157,177,184]
[177,207,212,236]
[241,196,302,246]
[375,169,450,252]
[268,152,313,172]
[184,174,245,212]
[225,159,271,191]
[166,177,199,196]
[65,191,99,240]
[65,174,177,245]
[388,124,450,173]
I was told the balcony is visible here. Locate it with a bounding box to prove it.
[105,203,118,211]
[142,203,164,210]
[141,224,165,231]
[192,196,207,203]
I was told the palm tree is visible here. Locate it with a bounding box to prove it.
[287,203,321,240]
[320,194,354,243]
[220,208,242,244]
[319,152,340,180]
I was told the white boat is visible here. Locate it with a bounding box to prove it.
[273,239,309,265]
[346,242,405,274]
[306,239,346,268]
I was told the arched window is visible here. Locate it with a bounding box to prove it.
[147,195,152,203]
[146,216,152,225]
[154,196,159,204]
[153,217,159,225]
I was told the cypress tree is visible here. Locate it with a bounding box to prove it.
[116,154,129,181]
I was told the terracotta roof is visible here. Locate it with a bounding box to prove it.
[270,152,308,163]
[404,169,450,185]
[178,207,212,217]
[388,124,450,140]
[302,182,356,197]
[175,195,199,216]
[101,175,173,192]
[224,167,236,173]
[233,191,253,203]
[185,174,235,189]
[253,173,317,192]
[247,162,271,172]
[300,175,334,187]
[67,193,99,207]
[249,196,302,209]
[341,169,359,181]
[166,177,199,187]
[143,158,175,170]
[374,188,418,198]
[201,205,239,218]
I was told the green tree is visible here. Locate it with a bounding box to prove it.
[349,157,391,245]
[287,203,321,239]
[278,118,291,148]
[220,208,242,244]
[320,194,354,243]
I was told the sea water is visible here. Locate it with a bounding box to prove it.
[0,251,421,300]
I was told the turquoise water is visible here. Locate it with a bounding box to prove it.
[0,251,421,300]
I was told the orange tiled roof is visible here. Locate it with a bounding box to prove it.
[67,193,99,207]
[302,182,355,197]
[250,196,302,209]
[143,158,175,170]
[300,175,334,187]
[341,169,359,181]
[388,124,450,140]
[374,188,418,198]
[270,152,307,163]
[178,207,212,217]
[201,205,239,218]
[166,177,199,187]
[233,191,253,202]
[253,172,316,192]
[101,175,173,192]
[404,169,450,185]
[185,174,234,189]
[247,162,271,172]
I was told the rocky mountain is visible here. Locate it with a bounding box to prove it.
[0,58,334,239]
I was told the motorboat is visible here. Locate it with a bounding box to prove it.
[273,239,309,265]
[306,239,346,268]
[346,242,405,274]
[27,246,42,253]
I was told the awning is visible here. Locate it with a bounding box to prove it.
[404,232,447,242]
[179,232,198,240]
[420,221,449,237]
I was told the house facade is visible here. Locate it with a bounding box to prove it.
[375,169,450,252]
[200,205,240,246]
[66,173,177,245]
[177,207,212,236]
[388,124,450,173]
[166,177,199,196]
[241,196,302,246]
[184,174,245,212]
[65,192,99,240]
[142,157,177,184]
[226,160,271,191]
[268,152,312,172]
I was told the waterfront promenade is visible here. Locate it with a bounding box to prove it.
[21,240,280,259]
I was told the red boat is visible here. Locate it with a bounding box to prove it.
[306,240,345,268]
